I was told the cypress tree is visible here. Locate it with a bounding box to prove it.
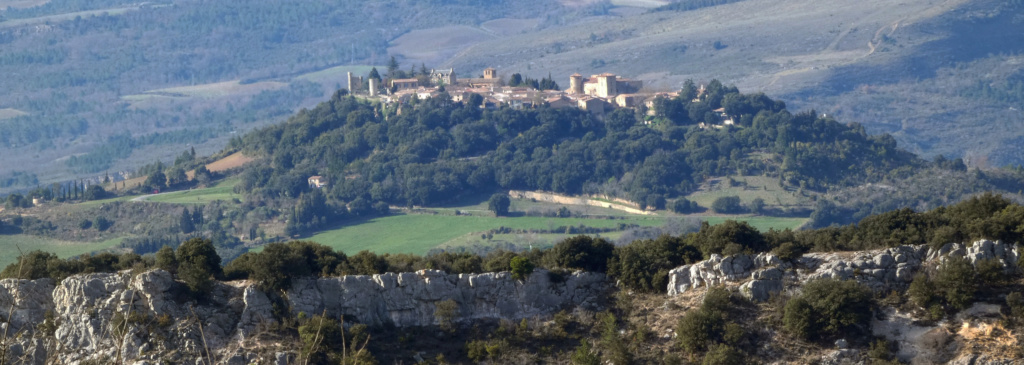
[180,207,195,234]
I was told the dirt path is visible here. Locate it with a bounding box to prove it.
[508,190,656,216]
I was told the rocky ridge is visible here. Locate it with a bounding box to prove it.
[666,239,1022,364]
[667,239,1021,301]
[0,268,608,364]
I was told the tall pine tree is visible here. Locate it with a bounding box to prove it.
[180,207,195,234]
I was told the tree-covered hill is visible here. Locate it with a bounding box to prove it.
[232,82,920,215]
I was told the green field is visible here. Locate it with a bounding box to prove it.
[304,213,806,256]
[144,178,242,204]
[686,175,813,209]
[307,214,666,255]
[0,235,125,270]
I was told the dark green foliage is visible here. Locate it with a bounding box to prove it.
[672,198,701,214]
[233,84,921,219]
[975,258,1006,287]
[783,279,873,341]
[145,169,166,191]
[83,185,106,201]
[678,304,727,353]
[0,250,145,281]
[867,339,900,364]
[4,193,32,209]
[78,219,92,230]
[180,207,195,234]
[748,198,765,214]
[571,339,600,365]
[543,235,614,272]
[94,216,113,231]
[934,256,977,310]
[1007,292,1024,325]
[299,314,344,365]
[781,296,816,339]
[608,235,701,292]
[690,220,768,258]
[599,312,633,365]
[238,241,345,291]
[791,193,1024,253]
[176,238,222,295]
[155,245,178,274]
[771,241,805,262]
[677,287,738,354]
[488,193,511,216]
[711,196,744,214]
[510,256,535,281]
[702,343,745,365]
[434,299,459,332]
[347,250,390,275]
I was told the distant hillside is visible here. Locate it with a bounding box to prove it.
[226,82,928,230]
[0,0,579,193]
[443,0,1024,167]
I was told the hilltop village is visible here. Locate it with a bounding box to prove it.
[346,66,732,127]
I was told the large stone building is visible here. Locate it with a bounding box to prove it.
[391,78,419,91]
[575,73,643,98]
[430,68,457,86]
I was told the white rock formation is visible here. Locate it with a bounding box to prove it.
[667,239,1021,302]
[0,268,607,364]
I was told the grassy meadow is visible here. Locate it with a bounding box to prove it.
[306,214,667,255]
[685,175,814,210]
[145,178,242,204]
[304,212,806,256]
[0,235,125,270]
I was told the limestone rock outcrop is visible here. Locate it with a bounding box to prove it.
[288,269,606,327]
[667,239,1021,301]
[0,268,608,364]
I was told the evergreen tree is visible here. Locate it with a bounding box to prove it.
[387,56,399,78]
[368,67,381,81]
[155,245,178,274]
[176,238,222,296]
[488,193,511,216]
[192,206,204,228]
[180,207,195,234]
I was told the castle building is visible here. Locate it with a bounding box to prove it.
[391,78,419,91]
[569,73,584,94]
[577,73,643,98]
[430,68,457,86]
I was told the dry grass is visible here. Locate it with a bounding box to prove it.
[196,151,253,175]
[387,25,496,66]
[956,321,1022,361]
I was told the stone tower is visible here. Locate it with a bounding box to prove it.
[347,72,355,93]
[484,67,496,79]
[368,78,377,96]
[596,73,617,98]
[569,73,583,94]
